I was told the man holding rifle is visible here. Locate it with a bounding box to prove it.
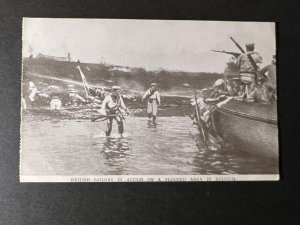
[99,86,129,137]
[234,42,263,102]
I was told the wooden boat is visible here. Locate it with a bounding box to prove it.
[212,99,278,158]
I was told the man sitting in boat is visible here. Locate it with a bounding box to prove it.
[209,78,244,99]
[209,79,231,98]
[230,77,246,100]
[98,86,129,137]
[258,54,277,102]
[234,43,263,102]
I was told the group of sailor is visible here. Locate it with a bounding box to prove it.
[189,42,277,150]
[223,43,276,103]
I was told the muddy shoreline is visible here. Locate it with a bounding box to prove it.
[24,97,193,121]
[23,72,194,120]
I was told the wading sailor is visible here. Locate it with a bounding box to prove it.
[99,86,129,137]
[142,83,161,123]
[190,89,233,150]
[234,43,263,102]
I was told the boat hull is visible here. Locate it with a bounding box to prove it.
[212,100,278,159]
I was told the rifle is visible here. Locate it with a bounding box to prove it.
[212,50,241,58]
[230,37,245,53]
[91,113,124,122]
[91,108,130,122]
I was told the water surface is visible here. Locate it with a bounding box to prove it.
[21,115,278,176]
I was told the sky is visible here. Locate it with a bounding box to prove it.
[23,18,276,73]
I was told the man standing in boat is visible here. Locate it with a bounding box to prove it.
[142,83,161,123]
[99,86,129,137]
[234,43,263,102]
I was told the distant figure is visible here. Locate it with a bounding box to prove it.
[259,54,277,101]
[234,43,263,102]
[69,89,87,105]
[86,87,107,105]
[28,81,49,105]
[28,81,38,102]
[142,83,161,123]
[89,87,107,101]
[50,96,62,111]
[99,86,129,137]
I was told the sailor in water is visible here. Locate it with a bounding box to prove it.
[99,86,129,137]
[190,88,233,150]
[142,83,161,123]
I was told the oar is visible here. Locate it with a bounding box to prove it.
[91,114,120,122]
[194,90,209,149]
[182,83,209,149]
[91,112,131,122]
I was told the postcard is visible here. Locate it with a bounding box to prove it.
[20,18,278,182]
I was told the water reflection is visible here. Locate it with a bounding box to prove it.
[192,149,234,174]
[100,137,131,174]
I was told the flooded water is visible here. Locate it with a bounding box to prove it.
[21,115,278,176]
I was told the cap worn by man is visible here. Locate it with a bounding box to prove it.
[245,43,255,52]
[150,83,157,86]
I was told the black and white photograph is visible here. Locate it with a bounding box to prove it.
[20,18,278,182]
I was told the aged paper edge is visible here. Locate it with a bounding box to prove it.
[19,18,24,182]
[20,174,279,182]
